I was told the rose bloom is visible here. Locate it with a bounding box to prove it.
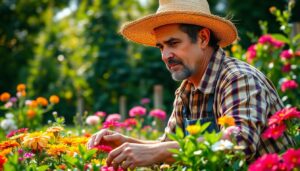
[149,109,166,120]
[86,115,100,125]
[129,106,146,117]
[106,113,121,122]
[281,80,298,92]
[262,123,286,140]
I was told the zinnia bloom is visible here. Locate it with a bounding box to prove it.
[86,115,100,125]
[46,126,64,133]
[0,140,20,150]
[268,107,300,125]
[281,80,298,92]
[262,123,286,140]
[22,132,50,150]
[246,44,257,63]
[149,109,167,120]
[129,106,146,117]
[218,115,235,127]
[248,153,281,171]
[281,63,291,73]
[280,50,293,60]
[46,144,68,156]
[105,114,121,122]
[123,118,137,128]
[103,120,121,129]
[282,148,300,169]
[93,145,113,153]
[211,140,233,151]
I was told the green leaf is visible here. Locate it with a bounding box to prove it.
[175,126,184,139]
[36,165,49,171]
[62,154,78,165]
[271,34,290,43]
[292,33,300,43]
[200,122,211,133]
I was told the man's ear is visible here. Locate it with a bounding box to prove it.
[197,28,210,48]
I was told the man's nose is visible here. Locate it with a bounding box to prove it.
[161,49,173,61]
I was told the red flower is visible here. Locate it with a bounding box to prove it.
[129,106,146,117]
[93,145,113,153]
[123,118,137,128]
[262,123,286,140]
[282,148,300,170]
[268,108,300,125]
[0,154,7,170]
[281,80,298,92]
[248,153,282,171]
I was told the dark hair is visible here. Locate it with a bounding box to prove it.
[179,24,219,49]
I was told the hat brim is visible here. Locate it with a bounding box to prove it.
[120,11,237,48]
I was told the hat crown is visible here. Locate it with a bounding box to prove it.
[157,0,211,14]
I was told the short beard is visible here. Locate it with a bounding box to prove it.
[170,65,192,81]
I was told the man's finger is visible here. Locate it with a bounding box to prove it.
[121,159,132,170]
[87,135,96,149]
[103,134,119,141]
[112,154,127,171]
[106,145,124,166]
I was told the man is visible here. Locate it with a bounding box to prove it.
[87,0,294,170]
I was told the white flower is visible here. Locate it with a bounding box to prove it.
[5,113,14,119]
[4,102,13,108]
[86,115,100,125]
[1,119,17,131]
[211,140,233,152]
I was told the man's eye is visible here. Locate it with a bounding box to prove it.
[170,42,178,46]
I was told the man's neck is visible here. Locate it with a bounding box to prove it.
[189,47,215,88]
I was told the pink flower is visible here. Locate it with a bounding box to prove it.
[86,115,100,125]
[123,118,137,128]
[281,80,298,92]
[272,39,285,48]
[248,153,282,171]
[106,113,121,122]
[280,50,293,60]
[129,106,146,117]
[222,126,241,140]
[101,166,123,171]
[95,111,106,117]
[282,148,300,169]
[141,98,150,105]
[262,123,286,140]
[149,109,167,120]
[93,145,113,153]
[282,63,291,73]
[102,120,121,129]
[268,107,300,125]
[258,35,273,44]
[246,44,257,63]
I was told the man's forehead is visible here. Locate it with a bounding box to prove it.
[154,24,183,41]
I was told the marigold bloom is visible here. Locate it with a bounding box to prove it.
[149,109,167,120]
[17,84,26,92]
[281,80,298,92]
[29,100,38,108]
[0,92,11,102]
[248,153,281,171]
[27,109,36,118]
[46,144,68,156]
[0,148,12,157]
[129,106,146,117]
[218,115,235,127]
[186,125,201,135]
[262,123,286,140]
[46,126,64,133]
[36,97,48,106]
[22,132,50,150]
[282,148,300,169]
[49,95,60,104]
[0,140,20,150]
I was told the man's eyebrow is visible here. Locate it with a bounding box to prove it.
[156,37,179,47]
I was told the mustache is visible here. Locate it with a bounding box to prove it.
[167,58,182,65]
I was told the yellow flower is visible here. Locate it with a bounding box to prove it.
[91,159,101,165]
[186,125,201,135]
[17,84,26,92]
[218,115,236,127]
[0,148,12,156]
[46,144,68,156]
[49,95,60,104]
[22,132,50,150]
[0,92,10,102]
[66,146,79,156]
[231,44,240,53]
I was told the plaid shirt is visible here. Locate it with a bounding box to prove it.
[160,48,294,160]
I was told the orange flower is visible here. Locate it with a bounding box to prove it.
[218,115,236,127]
[269,6,277,14]
[20,90,26,97]
[29,100,38,108]
[27,109,36,118]
[0,140,20,150]
[46,144,68,156]
[0,148,12,156]
[186,125,201,135]
[0,92,10,102]
[22,132,50,150]
[49,95,60,104]
[17,84,26,92]
[36,97,48,106]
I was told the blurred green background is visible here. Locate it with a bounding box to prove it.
[0,0,299,124]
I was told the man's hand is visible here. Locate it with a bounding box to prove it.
[87,129,128,149]
[106,143,160,170]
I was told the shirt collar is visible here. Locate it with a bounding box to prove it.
[175,48,226,95]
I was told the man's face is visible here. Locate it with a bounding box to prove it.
[154,24,203,81]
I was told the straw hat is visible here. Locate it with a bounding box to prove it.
[120,0,238,48]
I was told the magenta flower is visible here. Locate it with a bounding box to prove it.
[24,152,35,159]
[93,145,113,153]
[129,106,146,117]
[258,34,285,48]
[222,126,241,140]
[149,109,167,120]
[6,128,28,138]
[272,39,285,48]
[248,153,282,171]
[101,166,123,171]
[268,107,300,126]
[262,123,286,140]
[141,98,151,105]
[282,63,291,73]
[246,44,257,63]
[102,120,121,129]
[106,113,121,122]
[86,115,100,126]
[95,111,106,117]
[282,148,300,170]
[123,118,137,128]
[280,50,293,60]
[281,80,298,92]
